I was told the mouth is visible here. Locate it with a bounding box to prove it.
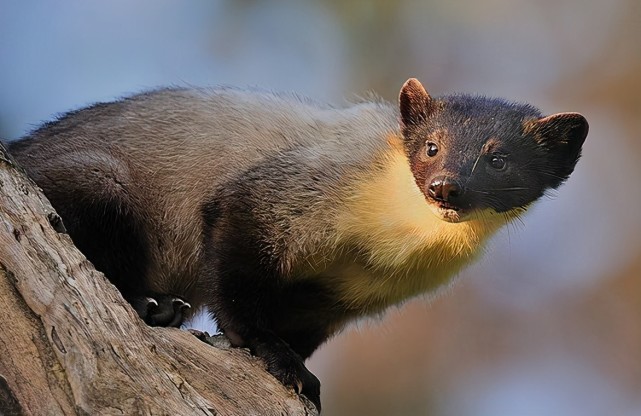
[428,201,470,223]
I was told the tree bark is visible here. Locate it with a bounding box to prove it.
[0,142,317,416]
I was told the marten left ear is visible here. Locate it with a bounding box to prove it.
[399,78,435,134]
[530,112,589,186]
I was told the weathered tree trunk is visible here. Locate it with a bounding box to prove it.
[0,143,317,416]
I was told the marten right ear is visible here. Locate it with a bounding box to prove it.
[528,112,589,188]
[399,78,434,134]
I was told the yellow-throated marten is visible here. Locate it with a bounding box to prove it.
[7,78,588,410]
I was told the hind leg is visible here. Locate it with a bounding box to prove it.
[26,150,189,326]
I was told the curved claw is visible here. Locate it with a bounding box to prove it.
[145,297,159,309]
[130,296,159,320]
[165,297,191,327]
[172,298,191,311]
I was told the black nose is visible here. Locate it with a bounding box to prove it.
[427,176,463,203]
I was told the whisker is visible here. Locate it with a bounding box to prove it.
[467,186,530,193]
[522,168,566,181]
[503,212,513,246]
[466,145,485,186]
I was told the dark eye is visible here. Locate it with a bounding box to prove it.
[426,142,439,157]
[490,154,507,170]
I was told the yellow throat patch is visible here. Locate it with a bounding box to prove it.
[325,135,521,311]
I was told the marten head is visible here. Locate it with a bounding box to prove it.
[398,78,588,223]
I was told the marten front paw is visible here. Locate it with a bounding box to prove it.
[265,352,321,411]
[129,294,191,327]
[250,335,321,411]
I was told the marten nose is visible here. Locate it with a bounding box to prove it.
[427,176,463,203]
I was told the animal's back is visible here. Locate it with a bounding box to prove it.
[13,88,329,192]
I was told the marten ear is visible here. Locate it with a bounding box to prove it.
[399,78,434,133]
[529,112,589,187]
[532,112,588,158]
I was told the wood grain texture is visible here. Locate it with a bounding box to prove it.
[0,143,317,416]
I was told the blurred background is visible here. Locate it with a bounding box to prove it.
[1,1,639,415]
